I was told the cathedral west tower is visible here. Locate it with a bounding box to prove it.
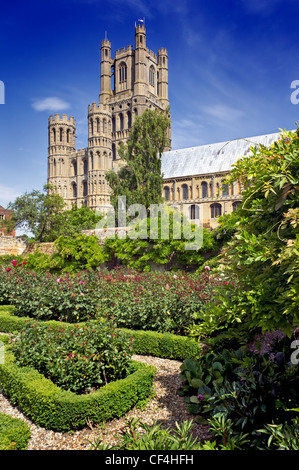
[47,22,171,213]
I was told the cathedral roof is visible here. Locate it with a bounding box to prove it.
[161,131,283,179]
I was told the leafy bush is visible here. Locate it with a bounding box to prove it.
[179,332,299,447]
[13,321,134,394]
[208,129,299,336]
[0,413,31,450]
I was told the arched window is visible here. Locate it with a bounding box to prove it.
[112,116,116,132]
[119,62,127,83]
[190,205,199,219]
[72,161,77,176]
[67,129,71,143]
[222,181,229,197]
[119,113,124,131]
[201,181,208,198]
[96,118,100,133]
[52,128,56,143]
[72,183,77,198]
[164,186,170,201]
[182,184,188,200]
[149,65,155,86]
[127,111,132,128]
[112,143,116,161]
[59,128,63,142]
[53,158,56,177]
[83,181,88,197]
[210,203,222,218]
[232,201,242,211]
[90,152,93,171]
[83,159,88,174]
[90,119,93,135]
[102,118,106,133]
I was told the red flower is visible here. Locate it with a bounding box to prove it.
[5,268,11,272]
[12,260,17,266]
[22,261,27,265]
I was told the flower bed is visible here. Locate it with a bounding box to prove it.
[0,263,222,334]
[0,308,202,360]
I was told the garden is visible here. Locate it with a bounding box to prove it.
[0,128,298,450]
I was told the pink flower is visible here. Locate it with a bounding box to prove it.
[56,278,61,283]
[79,281,84,284]
[224,281,228,285]
[80,292,85,296]
[173,275,178,279]
[204,266,210,271]
[12,260,17,266]
[5,268,11,272]
[166,284,170,290]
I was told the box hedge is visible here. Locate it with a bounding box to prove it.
[0,412,31,450]
[0,344,156,432]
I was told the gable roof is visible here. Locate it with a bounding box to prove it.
[161,131,283,179]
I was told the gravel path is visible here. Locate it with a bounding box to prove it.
[0,354,211,450]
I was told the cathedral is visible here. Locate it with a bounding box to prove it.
[47,23,281,228]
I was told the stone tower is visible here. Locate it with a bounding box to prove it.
[47,23,171,212]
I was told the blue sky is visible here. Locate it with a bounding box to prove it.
[0,0,299,208]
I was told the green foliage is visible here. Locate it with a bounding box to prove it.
[179,333,299,447]
[25,233,109,273]
[90,418,202,450]
[212,129,299,335]
[103,206,217,272]
[0,412,31,450]
[13,321,134,393]
[42,205,103,241]
[105,107,170,216]
[258,417,299,450]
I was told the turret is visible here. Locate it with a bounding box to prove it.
[99,38,112,104]
[48,114,76,179]
[134,24,147,96]
[158,48,169,109]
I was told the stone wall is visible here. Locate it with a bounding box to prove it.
[22,242,57,256]
[0,235,27,256]
[81,227,129,245]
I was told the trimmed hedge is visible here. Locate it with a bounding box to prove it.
[0,308,202,360]
[0,344,156,432]
[0,412,31,450]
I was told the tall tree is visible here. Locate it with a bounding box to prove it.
[105,107,170,218]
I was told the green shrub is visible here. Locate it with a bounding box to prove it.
[0,343,156,432]
[0,413,31,450]
[179,335,299,447]
[13,321,134,394]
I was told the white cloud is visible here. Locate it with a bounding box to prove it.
[31,97,70,112]
[202,104,244,122]
[0,184,22,207]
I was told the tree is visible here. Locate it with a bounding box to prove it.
[44,205,103,241]
[2,185,65,242]
[105,107,171,219]
[1,186,104,243]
